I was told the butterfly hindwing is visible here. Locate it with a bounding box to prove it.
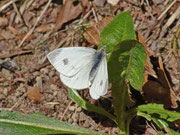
[89,56,108,99]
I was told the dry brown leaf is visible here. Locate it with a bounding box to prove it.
[138,33,178,108]
[81,0,91,12]
[137,32,157,83]
[157,57,177,108]
[18,33,36,42]
[23,10,35,27]
[83,17,113,45]
[36,24,55,33]
[142,56,178,108]
[27,86,42,103]
[56,0,82,30]
[143,80,173,108]
[83,26,100,45]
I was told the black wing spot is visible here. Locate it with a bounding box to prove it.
[100,80,103,86]
[63,58,68,65]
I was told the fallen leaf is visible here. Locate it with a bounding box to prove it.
[36,24,55,33]
[83,17,113,45]
[81,0,91,12]
[27,86,42,103]
[83,25,100,45]
[23,10,35,27]
[143,80,173,108]
[56,0,82,30]
[138,33,178,108]
[18,32,36,42]
[156,57,177,108]
[142,57,178,108]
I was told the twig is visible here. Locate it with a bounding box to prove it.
[0,93,26,111]
[18,0,52,47]
[19,0,34,15]
[159,6,180,40]
[0,0,18,12]
[60,100,72,120]
[29,61,50,73]
[91,2,98,23]
[15,0,34,23]
[78,9,93,25]
[0,50,33,59]
[158,0,177,20]
[11,0,23,23]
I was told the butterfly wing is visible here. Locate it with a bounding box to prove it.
[60,60,94,89]
[89,56,108,99]
[47,47,96,77]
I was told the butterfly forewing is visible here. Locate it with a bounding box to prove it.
[47,47,96,77]
[60,59,95,89]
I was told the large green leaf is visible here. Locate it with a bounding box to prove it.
[68,88,116,122]
[0,110,106,135]
[108,39,146,132]
[108,39,146,90]
[99,12,136,53]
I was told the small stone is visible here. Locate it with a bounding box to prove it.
[33,71,40,76]
[76,107,82,112]
[49,70,55,77]
[69,106,75,111]
[68,118,73,123]
[72,113,78,122]
[3,88,8,96]
[107,0,119,6]
[40,68,49,74]
[53,91,58,96]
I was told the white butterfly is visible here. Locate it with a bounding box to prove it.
[47,46,108,99]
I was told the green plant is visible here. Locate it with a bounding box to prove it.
[1,12,180,135]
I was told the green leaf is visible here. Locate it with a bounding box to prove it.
[68,88,116,122]
[137,103,180,122]
[108,39,146,132]
[99,12,136,53]
[137,103,180,135]
[108,39,146,91]
[0,110,106,135]
[168,128,180,135]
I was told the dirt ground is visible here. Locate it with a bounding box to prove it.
[0,0,180,134]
